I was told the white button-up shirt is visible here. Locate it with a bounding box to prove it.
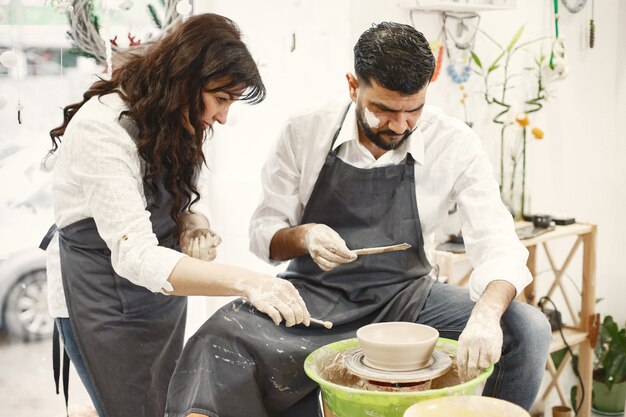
[249,99,532,301]
[47,93,210,318]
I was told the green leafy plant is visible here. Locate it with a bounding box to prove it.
[471,25,565,217]
[594,315,626,390]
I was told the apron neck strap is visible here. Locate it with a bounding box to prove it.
[329,102,353,152]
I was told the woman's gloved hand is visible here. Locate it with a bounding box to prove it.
[242,276,311,327]
[456,301,504,382]
[181,228,222,261]
[304,224,357,271]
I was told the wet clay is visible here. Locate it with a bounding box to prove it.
[317,344,460,393]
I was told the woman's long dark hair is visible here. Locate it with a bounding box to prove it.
[50,13,265,235]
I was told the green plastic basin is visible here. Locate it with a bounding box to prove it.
[304,338,494,417]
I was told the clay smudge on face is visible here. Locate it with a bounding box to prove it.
[364,107,380,129]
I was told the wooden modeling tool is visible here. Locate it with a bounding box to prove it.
[353,243,411,256]
[310,318,333,329]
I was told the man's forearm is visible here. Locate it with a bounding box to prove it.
[269,224,316,261]
[473,280,516,318]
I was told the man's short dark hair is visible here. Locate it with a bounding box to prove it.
[354,22,435,95]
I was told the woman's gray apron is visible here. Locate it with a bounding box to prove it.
[57,116,187,417]
[165,104,433,417]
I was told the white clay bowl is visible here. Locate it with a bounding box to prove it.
[356,322,439,371]
[403,396,530,417]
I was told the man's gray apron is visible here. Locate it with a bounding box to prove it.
[165,104,433,417]
[57,116,187,417]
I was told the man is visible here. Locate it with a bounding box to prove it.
[165,22,551,417]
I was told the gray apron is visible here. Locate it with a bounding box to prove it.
[57,116,187,417]
[165,104,433,417]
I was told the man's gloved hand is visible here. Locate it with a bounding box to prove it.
[304,224,357,271]
[243,276,311,327]
[457,280,514,382]
[457,305,503,382]
[181,228,222,261]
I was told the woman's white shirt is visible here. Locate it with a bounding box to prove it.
[47,93,210,318]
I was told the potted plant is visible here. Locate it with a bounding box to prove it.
[593,315,626,414]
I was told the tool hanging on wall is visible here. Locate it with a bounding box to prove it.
[589,0,595,48]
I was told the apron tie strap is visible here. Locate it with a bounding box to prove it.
[40,224,58,250]
[53,324,71,416]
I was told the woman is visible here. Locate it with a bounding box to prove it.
[46,13,310,417]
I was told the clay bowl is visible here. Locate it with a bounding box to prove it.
[402,395,530,417]
[356,322,439,371]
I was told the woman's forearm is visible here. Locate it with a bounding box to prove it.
[165,255,265,297]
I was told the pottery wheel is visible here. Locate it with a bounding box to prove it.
[344,348,452,384]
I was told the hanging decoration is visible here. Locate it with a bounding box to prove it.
[430,20,446,83]
[64,0,181,69]
[2,0,23,122]
[549,0,565,69]
[561,0,588,14]
[46,0,74,13]
[16,100,23,124]
[110,34,142,47]
[0,50,18,68]
[443,12,479,85]
[446,60,471,84]
[119,0,133,11]
[430,41,444,82]
[458,84,472,127]
[550,38,568,79]
[443,12,481,50]
[589,0,595,48]
[0,50,20,120]
[410,11,445,83]
[175,0,191,16]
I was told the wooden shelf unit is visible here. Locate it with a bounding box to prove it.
[431,223,598,417]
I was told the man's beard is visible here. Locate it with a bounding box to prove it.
[355,105,413,151]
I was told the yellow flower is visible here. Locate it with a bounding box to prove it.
[515,113,530,127]
[531,127,544,139]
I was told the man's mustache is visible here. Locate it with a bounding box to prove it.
[378,129,412,137]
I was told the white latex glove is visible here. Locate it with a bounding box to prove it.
[304,224,357,271]
[457,306,503,382]
[242,276,311,327]
[181,228,222,261]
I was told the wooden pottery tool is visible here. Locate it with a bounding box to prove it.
[353,243,411,256]
[310,318,333,329]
